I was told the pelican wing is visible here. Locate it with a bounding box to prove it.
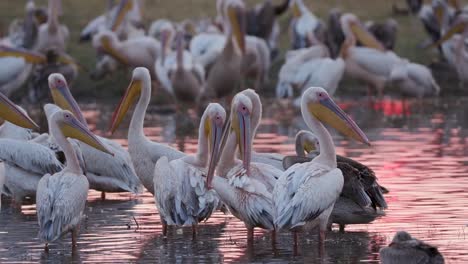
[213,164,274,229]
[0,57,26,86]
[0,139,63,175]
[251,152,285,171]
[37,173,89,242]
[349,47,401,77]
[274,162,344,229]
[154,158,218,225]
[73,137,141,193]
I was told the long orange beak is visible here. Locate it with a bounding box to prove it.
[0,92,39,130]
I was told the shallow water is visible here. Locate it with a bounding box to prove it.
[1,96,468,263]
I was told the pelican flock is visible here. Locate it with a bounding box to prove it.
[0,0,459,262]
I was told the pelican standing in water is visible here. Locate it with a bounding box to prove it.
[110,67,184,194]
[0,92,40,209]
[155,28,204,106]
[206,93,281,242]
[380,231,445,264]
[274,87,370,253]
[283,130,387,231]
[37,109,113,251]
[153,103,224,237]
[47,73,141,198]
[199,0,246,99]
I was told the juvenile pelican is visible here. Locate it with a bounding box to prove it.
[155,29,204,105]
[37,109,113,251]
[154,103,224,236]
[110,67,184,194]
[380,231,445,264]
[206,93,281,242]
[200,0,246,99]
[48,73,141,197]
[34,0,69,54]
[274,87,370,251]
[93,30,161,79]
[283,130,387,231]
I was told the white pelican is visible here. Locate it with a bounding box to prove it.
[110,67,184,194]
[47,73,141,197]
[380,231,445,264]
[289,0,325,49]
[389,60,440,97]
[432,13,468,87]
[148,19,175,41]
[340,13,402,96]
[241,89,284,171]
[37,109,113,251]
[283,130,387,232]
[155,29,205,105]
[35,0,69,54]
[273,87,370,251]
[154,103,223,236]
[93,30,161,79]
[206,93,281,242]
[196,0,246,99]
[0,92,40,209]
[80,0,143,41]
[0,45,46,96]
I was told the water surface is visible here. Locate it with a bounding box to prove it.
[1,96,467,263]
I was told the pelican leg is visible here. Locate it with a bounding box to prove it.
[71,228,78,248]
[318,229,326,258]
[162,218,168,237]
[44,243,49,252]
[247,227,254,242]
[271,230,276,247]
[339,224,345,233]
[192,224,197,240]
[101,191,106,200]
[293,231,298,255]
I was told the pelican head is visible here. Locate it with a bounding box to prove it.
[340,13,384,51]
[290,0,303,18]
[94,30,127,64]
[231,93,253,174]
[51,110,113,156]
[159,23,175,63]
[391,231,413,244]
[225,0,246,54]
[48,73,87,125]
[204,103,227,188]
[0,45,46,63]
[432,14,468,47]
[302,87,370,145]
[0,92,39,130]
[295,130,319,157]
[110,0,134,31]
[109,67,150,133]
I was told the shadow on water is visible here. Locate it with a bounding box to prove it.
[1,96,468,263]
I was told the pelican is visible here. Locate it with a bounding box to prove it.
[35,0,69,54]
[380,231,445,264]
[245,0,290,55]
[154,103,223,236]
[273,87,370,251]
[197,0,246,99]
[276,43,345,100]
[110,67,184,194]
[37,109,113,251]
[93,30,161,79]
[432,13,468,87]
[80,0,143,42]
[389,59,440,97]
[340,13,402,96]
[242,89,284,171]
[365,19,398,51]
[0,92,40,209]
[47,73,141,197]
[206,93,281,242]
[283,130,387,231]
[0,45,46,96]
[289,0,326,49]
[155,28,204,105]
